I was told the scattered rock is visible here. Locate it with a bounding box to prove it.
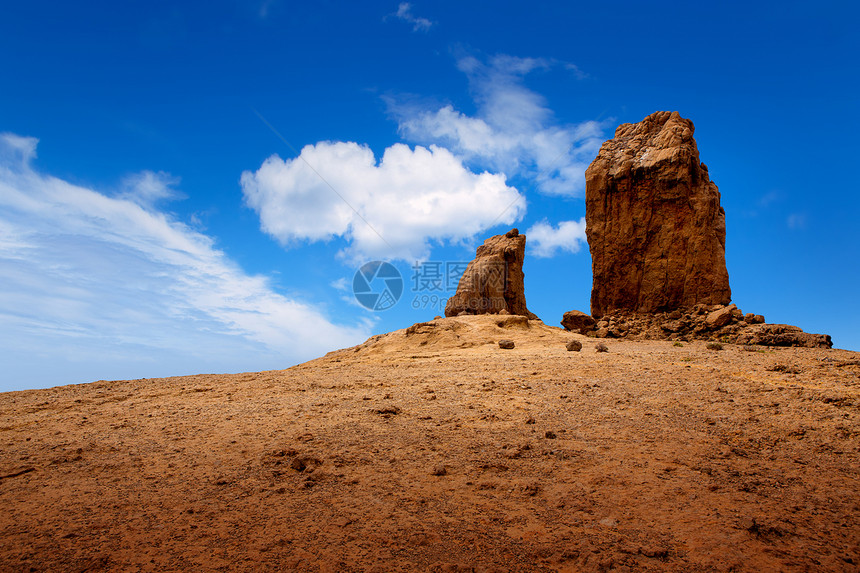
[595,342,609,353]
[560,310,596,334]
[498,340,515,349]
[374,406,401,418]
[430,465,447,476]
[586,111,731,316]
[444,229,536,318]
[545,431,557,439]
[565,340,582,352]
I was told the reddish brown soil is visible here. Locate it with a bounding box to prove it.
[1,316,858,572]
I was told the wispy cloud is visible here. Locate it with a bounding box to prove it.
[258,0,276,18]
[526,218,587,258]
[241,141,525,262]
[787,213,807,230]
[388,54,605,196]
[759,190,781,208]
[392,2,433,32]
[0,133,371,390]
[118,170,183,207]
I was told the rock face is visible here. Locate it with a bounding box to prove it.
[445,229,535,318]
[586,111,731,317]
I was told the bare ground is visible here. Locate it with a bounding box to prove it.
[1,315,858,572]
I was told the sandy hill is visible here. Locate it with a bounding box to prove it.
[1,315,859,572]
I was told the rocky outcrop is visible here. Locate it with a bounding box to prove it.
[445,229,536,318]
[568,304,832,349]
[735,324,832,349]
[586,111,731,317]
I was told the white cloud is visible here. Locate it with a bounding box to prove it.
[240,141,525,261]
[393,2,433,32]
[0,133,372,390]
[389,54,605,196]
[526,218,587,258]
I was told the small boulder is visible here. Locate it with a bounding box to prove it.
[595,342,609,353]
[706,304,737,329]
[561,310,597,334]
[566,340,583,352]
[498,340,515,349]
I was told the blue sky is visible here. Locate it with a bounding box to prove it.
[1,0,858,391]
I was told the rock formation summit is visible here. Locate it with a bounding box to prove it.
[585,111,731,317]
[444,229,536,318]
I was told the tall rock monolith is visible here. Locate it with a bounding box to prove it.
[585,111,731,317]
[444,229,536,318]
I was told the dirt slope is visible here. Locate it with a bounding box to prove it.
[1,315,858,572]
